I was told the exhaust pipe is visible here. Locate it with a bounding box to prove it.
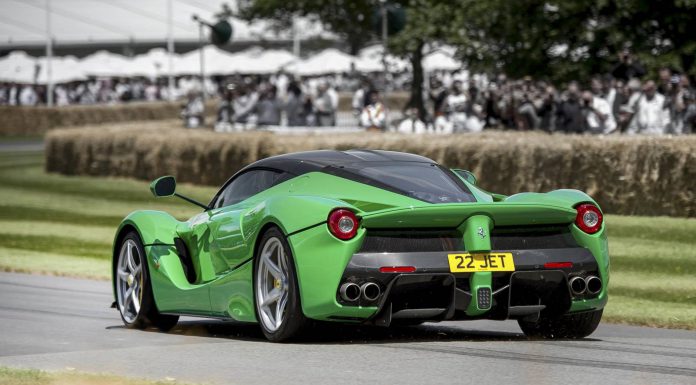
[569,276,587,296]
[585,276,602,295]
[339,282,361,302]
[361,282,381,302]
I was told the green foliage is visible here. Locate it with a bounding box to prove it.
[242,0,696,83]
[447,0,696,81]
[239,0,376,54]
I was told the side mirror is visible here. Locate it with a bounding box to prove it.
[150,176,176,197]
[452,169,477,185]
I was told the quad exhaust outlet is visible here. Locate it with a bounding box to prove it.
[569,276,587,296]
[339,282,361,302]
[361,282,381,302]
[569,275,602,296]
[585,275,602,295]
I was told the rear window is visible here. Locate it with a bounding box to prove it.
[323,162,476,203]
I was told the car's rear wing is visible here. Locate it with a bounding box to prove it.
[360,203,577,229]
[359,203,578,253]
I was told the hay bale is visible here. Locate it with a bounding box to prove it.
[45,121,696,217]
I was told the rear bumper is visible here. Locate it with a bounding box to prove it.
[329,247,605,324]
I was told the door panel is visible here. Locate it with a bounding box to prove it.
[208,204,251,272]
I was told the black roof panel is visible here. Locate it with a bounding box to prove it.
[245,150,436,175]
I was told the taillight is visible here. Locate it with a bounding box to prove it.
[575,203,603,234]
[379,266,417,273]
[328,209,358,240]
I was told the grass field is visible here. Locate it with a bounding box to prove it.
[0,366,191,385]
[0,150,694,329]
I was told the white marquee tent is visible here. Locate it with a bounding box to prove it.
[284,48,358,75]
[0,45,464,83]
[128,48,180,78]
[422,49,463,71]
[0,51,37,83]
[175,45,243,75]
[36,55,87,84]
[357,45,410,73]
[78,50,134,77]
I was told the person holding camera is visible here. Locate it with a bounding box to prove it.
[628,80,670,135]
[583,90,617,134]
[611,48,646,82]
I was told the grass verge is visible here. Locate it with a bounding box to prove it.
[0,366,193,385]
[0,150,694,329]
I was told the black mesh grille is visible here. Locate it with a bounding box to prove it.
[491,225,578,250]
[477,287,492,310]
[359,229,463,253]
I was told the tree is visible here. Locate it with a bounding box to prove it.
[447,0,696,81]
[239,0,375,55]
[387,0,462,120]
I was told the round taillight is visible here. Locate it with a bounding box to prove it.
[575,203,603,234]
[328,209,358,240]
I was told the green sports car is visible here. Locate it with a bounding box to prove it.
[112,150,609,342]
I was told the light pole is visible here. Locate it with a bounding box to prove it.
[167,0,175,101]
[45,0,53,107]
[381,0,388,79]
[380,0,389,127]
[192,14,206,101]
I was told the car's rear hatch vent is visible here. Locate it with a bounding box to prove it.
[359,229,463,253]
[491,225,578,250]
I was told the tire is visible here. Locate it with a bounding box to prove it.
[114,231,179,331]
[518,309,603,339]
[253,227,307,342]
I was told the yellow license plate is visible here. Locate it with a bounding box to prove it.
[447,253,515,272]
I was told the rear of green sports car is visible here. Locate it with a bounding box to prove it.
[290,186,608,337]
[114,149,609,340]
[272,152,609,338]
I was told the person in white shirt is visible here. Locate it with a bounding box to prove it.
[360,90,387,130]
[54,85,70,106]
[8,84,19,106]
[445,81,468,132]
[397,107,429,134]
[352,78,371,123]
[582,91,617,134]
[313,82,337,126]
[19,85,37,106]
[628,80,670,135]
[465,104,486,132]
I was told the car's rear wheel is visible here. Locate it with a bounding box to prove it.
[518,309,603,339]
[253,227,307,342]
[115,232,179,331]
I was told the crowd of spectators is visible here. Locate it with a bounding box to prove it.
[204,74,347,131]
[0,78,179,106]
[417,53,695,135]
[2,50,694,135]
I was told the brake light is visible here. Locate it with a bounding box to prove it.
[328,209,358,240]
[379,266,417,273]
[544,262,573,269]
[575,203,603,234]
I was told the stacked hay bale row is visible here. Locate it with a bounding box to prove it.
[0,101,217,136]
[45,121,696,217]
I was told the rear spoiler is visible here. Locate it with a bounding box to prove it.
[360,203,576,229]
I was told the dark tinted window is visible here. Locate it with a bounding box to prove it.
[215,169,289,208]
[324,162,475,204]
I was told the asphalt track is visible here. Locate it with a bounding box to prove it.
[1,272,695,385]
[0,140,44,153]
